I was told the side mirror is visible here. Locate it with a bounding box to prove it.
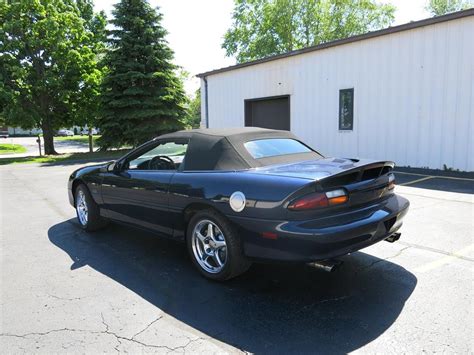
[107,161,117,172]
[100,161,116,173]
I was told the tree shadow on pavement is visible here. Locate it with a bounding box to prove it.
[48,220,417,354]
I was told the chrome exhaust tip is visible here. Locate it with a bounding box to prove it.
[307,259,343,272]
[385,232,401,243]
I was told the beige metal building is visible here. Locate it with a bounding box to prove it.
[198,9,474,171]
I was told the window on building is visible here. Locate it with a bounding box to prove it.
[339,88,354,130]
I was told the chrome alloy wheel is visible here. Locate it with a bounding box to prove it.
[76,190,88,226]
[191,219,227,273]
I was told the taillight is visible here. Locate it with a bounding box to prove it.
[288,189,348,210]
[388,173,395,190]
[325,189,349,205]
[288,192,328,210]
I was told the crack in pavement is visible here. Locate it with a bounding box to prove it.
[0,328,98,338]
[1,326,204,354]
[47,293,89,301]
[99,312,203,353]
[358,246,411,272]
[1,312,202,354]
[318,295,351,303]
[131,315,164,340]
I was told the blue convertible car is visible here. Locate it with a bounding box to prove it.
[68,127,409,281]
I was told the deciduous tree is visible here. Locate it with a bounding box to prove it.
[72,0,107,153]
[426,0,473,16]
[0,0,105,154]
[184,89,201,129]
[223,0,396,63]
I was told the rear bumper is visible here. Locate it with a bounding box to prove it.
[229,194,409,262]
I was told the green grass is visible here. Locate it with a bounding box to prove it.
[54,135,101,144]
[0,149,130,166]
[0,143,27,155]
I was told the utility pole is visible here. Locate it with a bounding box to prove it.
[88,127,93,153]
[36,134,42,156]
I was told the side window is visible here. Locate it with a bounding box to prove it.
[127,141,188,171]
[339,88,354,131]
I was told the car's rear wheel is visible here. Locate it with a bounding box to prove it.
[187,210,251,281]
[75,184,107,232]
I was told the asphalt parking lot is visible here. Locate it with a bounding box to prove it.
[1,162,473,354]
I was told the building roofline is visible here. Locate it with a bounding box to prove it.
[197,8,474,78]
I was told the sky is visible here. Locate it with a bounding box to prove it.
[94,0,432,94]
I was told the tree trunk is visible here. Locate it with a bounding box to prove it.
[41,120,57,155]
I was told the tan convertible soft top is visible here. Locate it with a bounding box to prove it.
[158,127,322,171]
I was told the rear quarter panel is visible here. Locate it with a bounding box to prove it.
[169,170,310,237]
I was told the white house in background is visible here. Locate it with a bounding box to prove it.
[7,127,43,136]
[198,9,473,172]
[7,126,97,136]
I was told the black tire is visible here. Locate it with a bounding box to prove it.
[186,209,251,281]
[74,184,108,232]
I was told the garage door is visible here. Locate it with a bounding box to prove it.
[245,96,290,130]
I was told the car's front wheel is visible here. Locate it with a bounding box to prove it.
[186,210,251,281]
[75,184,107,232]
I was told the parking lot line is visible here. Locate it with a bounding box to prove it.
[414,244,474,273]
[399,176,434,186]
[395,171,474,182]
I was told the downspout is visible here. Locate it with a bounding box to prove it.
[203,76,209,128]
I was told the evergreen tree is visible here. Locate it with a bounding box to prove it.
[99,0,186,149]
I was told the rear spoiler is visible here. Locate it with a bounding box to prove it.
[318,160,395,189]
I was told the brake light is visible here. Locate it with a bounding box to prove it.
[288,189,348,210]
[288,192,328,210]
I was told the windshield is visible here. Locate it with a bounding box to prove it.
[244,138,312,159]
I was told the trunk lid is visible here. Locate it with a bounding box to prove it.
[250,157,394,183]
[249,158,396,215]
